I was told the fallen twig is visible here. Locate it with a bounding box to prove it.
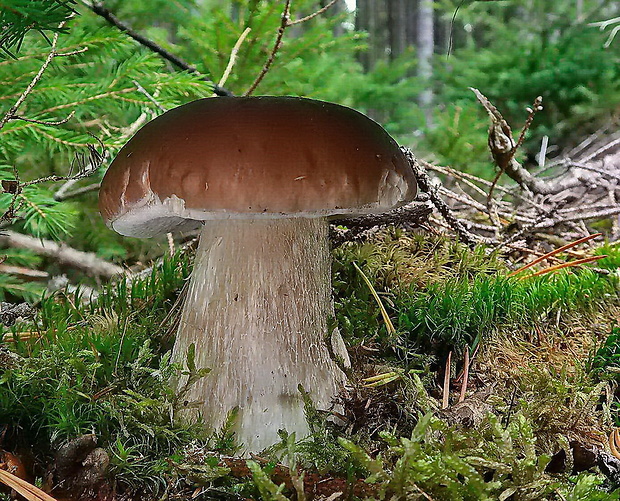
[0,230,124,278]
[402,147,482,247]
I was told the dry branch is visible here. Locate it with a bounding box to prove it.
[331,201,432,244]
[0,230,123,278]
[244,0,342,96]
[244,0,291,96]
[402,147,482,246]
[413,91,620,249]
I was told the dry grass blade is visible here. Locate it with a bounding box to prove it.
[0,469,57,501]
[2,331,38,342]
[508,233,602,277]
[353,262,396,336]
[522,255,608,279]
[442,351,452,409]
[609,429,620,460]
[362,371,401,388]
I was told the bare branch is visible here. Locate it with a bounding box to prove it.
[54,182,101,202]
[244,0,291,96]
[0,22,65,131]
[515,96,543,151]
[288,0,341,26]
[589,16,620,47]
[401,147,483,247]
[132,80,166,112]
[330,202,432,245]
[9,111,75,126]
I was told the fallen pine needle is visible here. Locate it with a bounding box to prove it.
[610,429,620,460]
[520,254,607,279]
[458,347,470,403]
[508,233,602,277]
[442,351,452,409]
[362,371,401,388]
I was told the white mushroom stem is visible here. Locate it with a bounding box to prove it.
[172,217,348,453]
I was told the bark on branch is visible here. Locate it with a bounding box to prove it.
[0,230,123,278]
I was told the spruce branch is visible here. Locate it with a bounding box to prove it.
[0,21,66,131]
[82,1,232,97]
[0,0,76,55]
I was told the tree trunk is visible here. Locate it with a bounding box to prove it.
[387,0,408,59]
[356,0,389,70]
[417,0,434,127]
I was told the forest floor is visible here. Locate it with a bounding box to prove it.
[0,228,619,500]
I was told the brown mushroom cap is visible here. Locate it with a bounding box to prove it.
[99,96,417,237]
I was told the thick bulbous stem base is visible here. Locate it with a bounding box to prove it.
[172,218,347,453]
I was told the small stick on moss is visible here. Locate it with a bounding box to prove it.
[458,347,470,403]
[442,351,452,409]
[504,384,518,428]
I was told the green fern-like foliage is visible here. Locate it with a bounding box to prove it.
[0,12,214,298]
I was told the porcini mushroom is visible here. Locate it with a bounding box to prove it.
[99,96,417,453]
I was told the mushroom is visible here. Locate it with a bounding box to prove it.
[99,96,417,453]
